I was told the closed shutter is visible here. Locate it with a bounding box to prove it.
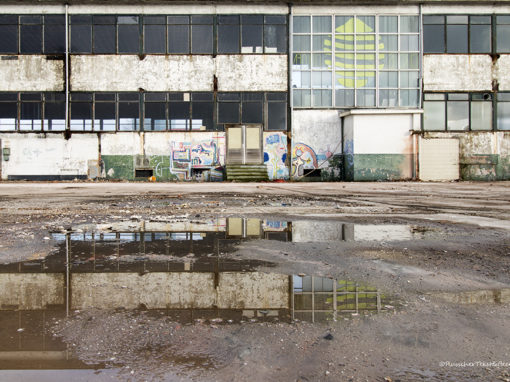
[419,138,459,181]
[245,126,262,164]
[227,127,243,164]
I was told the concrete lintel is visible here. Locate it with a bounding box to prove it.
[339,109,423,118]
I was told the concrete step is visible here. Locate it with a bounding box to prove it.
[226,164,269,181]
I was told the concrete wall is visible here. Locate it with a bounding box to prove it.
[0,133,98,180]
[341,110,420,181]
[291,110,342,181]
[0,56,63,92]
[71,272,289,310]
[423,132,510,180]
[0,274,64,310]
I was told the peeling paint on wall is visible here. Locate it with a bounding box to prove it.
[263,132,289,180]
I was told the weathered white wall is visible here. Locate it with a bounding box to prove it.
[72,56,214,92]
[0,56,63,92]
[71,272,289,310]
[72,55,287,92]
[423,55,492,92]
[351,225,413,241]
[494,55,510,91]
[216,55,287,92]
[100,133,142,156]
[0,274,64,310]
[0,134,98,179]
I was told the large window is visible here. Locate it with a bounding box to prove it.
[0,92,287,132]
[423,93,499,131]
[0,14,287,55]
[292,14,420,108]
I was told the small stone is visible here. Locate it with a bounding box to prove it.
[323,333,334,340]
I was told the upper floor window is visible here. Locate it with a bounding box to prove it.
[292,14,420,108]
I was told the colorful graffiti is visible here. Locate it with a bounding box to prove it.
[263,132,289,180]
[291,143,334,178]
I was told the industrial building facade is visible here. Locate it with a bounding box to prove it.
[0,1,509,182]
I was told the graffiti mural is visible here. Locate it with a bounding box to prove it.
[263,132,289,180]
[291,143,334,178]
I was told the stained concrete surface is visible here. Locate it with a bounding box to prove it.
[0,181,509,381]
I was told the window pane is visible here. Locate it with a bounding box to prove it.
[357,90,375,107]
[379,16,397,33]
[400,53,419,70]
[293,89,311,107]
[192,25,213,54]
[94,25,116,53]
[447,25,468,53]
[447,15,468,24]
[293,35,310,51]
[71,25,92,53]
[313,16,331,33]
[312,53,331,69]
[218,25,240,53]
[293,16,310,33]
[356,16,375,33]
[357,35,376,51]
[191,101,214,130]
[312,35,331,52]
[242,24,263,53]
[380,35,397,51]
[20,102,42,131]
[144,102,166,131]
[95,102,116,131]
[423,101,445,130]
[119,101,140,131]
[423,25,445,53]
[169,101,190,130]
[401,16,419,33]
[471,102,492,130]
[399,89,419,107]
[0,25,18,53]
[447,101,469,130]
[379,71,398,88]
[312,71,331,88]
[0,102,17,130]
[335,16,354,33]
[497,102,510,130]
[379,89,398,107]
[335,71,355,89]
[267,102,286,130]
[44,102,65,131]
[335,89,354,107]
[264,25,286,53]
[312,89,331,107]
[400,71,419,88]
[496,25,510,53]
[218,102,240,124]
[144,25,165,53]
[70,103,93,131]
[168,25,189,53]
[20,25,42,53]
[470,25,491,53]
[242,101,263,124]
[118,25,139,53]
[293,53,310,70]
[44,24,65,54]
[356,71,376,88]
[335,34,354,51]
[400,35,419,51]
[380,53,398,69]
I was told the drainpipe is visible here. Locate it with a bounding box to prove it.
[65,3,69,130]
[288,2,293,181]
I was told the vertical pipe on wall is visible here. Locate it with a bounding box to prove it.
[419,3,424,110]
[65,3,69,130]
[288,2,293,181]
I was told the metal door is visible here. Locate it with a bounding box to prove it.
[226,125,262,164]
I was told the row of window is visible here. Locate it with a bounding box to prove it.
[291,15,420,108]
[0,92,287,132]
[0,14,287,55]
[423,93,510,131]
[423,15,510,54]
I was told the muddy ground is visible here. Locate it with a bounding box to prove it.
[0,182,509,381]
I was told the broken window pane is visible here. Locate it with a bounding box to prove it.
[168,25,189,53]
[0,98,17,131]
[20,24,42,54]
[191,101,214,130]
[218,102,240,124]
[218,24,240,53]
[94,25,116,53]
[0,25,18,53]
[144,102,166,131]
[169,101,190,130]
[118,24,140,53]
[119,100,140,130]
[144,25,165,53]
[192,25,213,54]
[70,102,93,131]
[95,102,116,131]
[71,25,92,53]
[267,102,286,130]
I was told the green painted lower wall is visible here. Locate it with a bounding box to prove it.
[345,154,413,181]
[102,155,134,180]
[460,155,510,181]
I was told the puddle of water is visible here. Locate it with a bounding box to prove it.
[432,289,510,304]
